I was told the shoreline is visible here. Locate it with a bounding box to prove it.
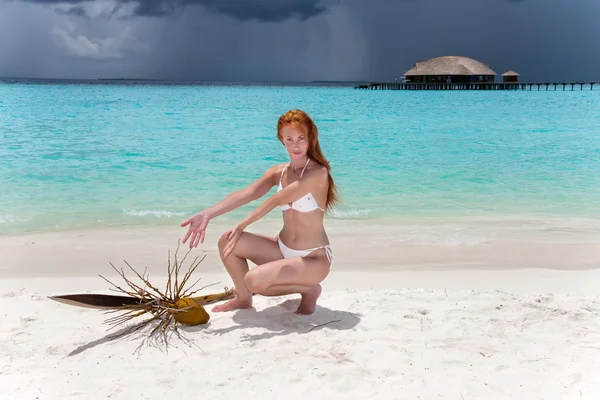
[2,217,599,279]
[2,210,599,235]
[2,212,599,236]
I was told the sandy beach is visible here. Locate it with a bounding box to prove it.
[2,217,600,399]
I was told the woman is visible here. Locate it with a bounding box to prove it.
[180,109,339,315]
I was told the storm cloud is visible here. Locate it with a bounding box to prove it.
[1,0,599,82]
[21,0,331,21]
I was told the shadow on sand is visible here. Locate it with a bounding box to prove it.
[68,321,213,356]
[203,298,362,342]
[67,326,131,357]
[67,299,361,354]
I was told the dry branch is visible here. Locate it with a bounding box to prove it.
[97,240,233,343]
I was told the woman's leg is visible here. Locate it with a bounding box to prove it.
[212,231,283,312]
[243,249,331,315]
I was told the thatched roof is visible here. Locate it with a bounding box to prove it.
[404,56,497,76]
[502,70,520,76]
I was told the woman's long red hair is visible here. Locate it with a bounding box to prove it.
[277,109,340,213]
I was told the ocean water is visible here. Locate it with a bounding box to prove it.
[1,80,599,235]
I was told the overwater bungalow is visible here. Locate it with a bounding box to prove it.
[502,70,520,82]
[403,56,497,83]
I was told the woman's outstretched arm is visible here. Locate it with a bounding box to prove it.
[203,165,279,220]
[181,165,280,247]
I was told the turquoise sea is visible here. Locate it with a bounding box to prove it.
[1,80,599,234]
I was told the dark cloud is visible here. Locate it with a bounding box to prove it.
[1,0,599,82]
[54,5,88,18]
[131,0,177,17]
[196,0,329,22]
[25,0,330,22]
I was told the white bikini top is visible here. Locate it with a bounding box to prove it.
[277,158,325,213]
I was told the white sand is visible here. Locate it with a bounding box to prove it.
[1,218,600,399]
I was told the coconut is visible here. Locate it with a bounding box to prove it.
[174,297,210,325]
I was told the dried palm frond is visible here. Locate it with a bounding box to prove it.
[98,240,234,343]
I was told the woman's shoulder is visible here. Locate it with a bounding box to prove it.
[261,162,288,184]
[271,162,289,175]
[263,162,287,173]
[308,159,327,173]
[305,162,329,184]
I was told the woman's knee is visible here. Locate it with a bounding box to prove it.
[244,270,266,293]
[217,231,231,251]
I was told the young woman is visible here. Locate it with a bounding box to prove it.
[180,109,339,315]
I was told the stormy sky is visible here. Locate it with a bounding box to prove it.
[0,0,598,82]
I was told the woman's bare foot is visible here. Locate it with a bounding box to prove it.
[212,296,253,312]
[295,285,322,315]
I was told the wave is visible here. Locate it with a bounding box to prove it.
[394,228,490,246]
[122,209,187,218]
[0,215,29,224]
[329,208,372,219]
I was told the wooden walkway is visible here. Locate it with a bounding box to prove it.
[355,82,598,91]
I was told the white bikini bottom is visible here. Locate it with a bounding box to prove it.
[278,238,333,263]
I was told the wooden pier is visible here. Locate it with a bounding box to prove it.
[355,82,598,91]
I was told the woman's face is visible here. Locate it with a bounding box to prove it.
[281,124,309,161]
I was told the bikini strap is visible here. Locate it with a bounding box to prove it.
[279,163,289,183]
[314,244,333,262]
[323,245,333,262]
[300,158,310,178]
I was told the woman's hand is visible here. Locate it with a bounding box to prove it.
[221,224,245,259]
[181,211,210,248]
